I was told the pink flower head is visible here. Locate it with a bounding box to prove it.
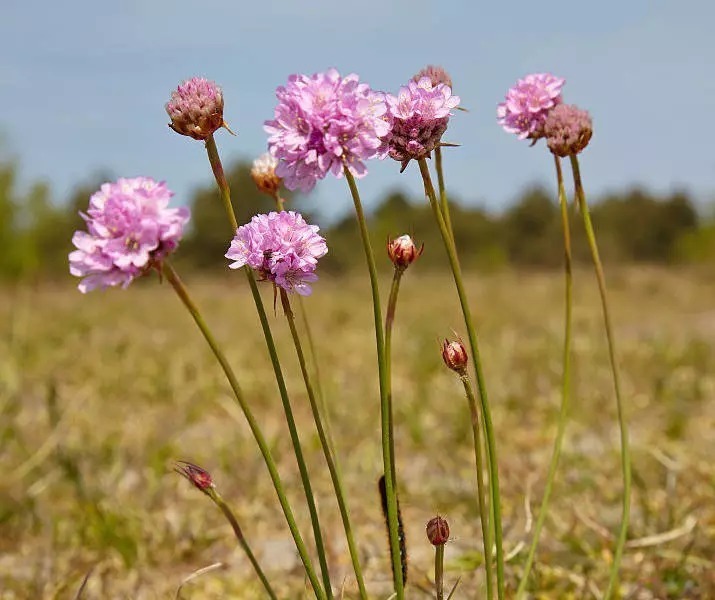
[69,177,190,293]
[383,77,460,171]
[225,211,328,296]
[497,73,565,140]
[264,69,389,192]
[166,77,225,140]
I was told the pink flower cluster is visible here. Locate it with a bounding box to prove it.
[225,211,328,296]
[69,177,189,293]
[383,77,460,171]
[265,69,389,192]
[497,73,565,140]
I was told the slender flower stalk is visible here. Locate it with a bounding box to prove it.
[343,166,405,598]
[516,155,573,597]
[162,263,325,600]
[434,147,454,239]
[279,289,368,598]
[460,374,493,599]
[175,461,278,600]
[569,154,631,599]
[211,490,279,600]
[206,142,333,599]
[417,157,505,599]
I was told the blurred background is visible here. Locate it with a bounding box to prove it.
[1,0,714,281]
[2,1,715,597]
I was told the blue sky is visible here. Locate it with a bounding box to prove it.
[1,0,713,222]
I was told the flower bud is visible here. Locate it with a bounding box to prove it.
[426,515,450,546]
[441,339,468,374]
[388,235,423,270]
[175,461,214,492]
[544,104,593,157]
[166,78,225,141]
[251,153,282,197]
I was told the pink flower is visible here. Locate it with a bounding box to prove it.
[69,177,189,293]
[383,77,460,171]
[264,69,389,192]
[497,73,565,140]
[225,211,328,296]
[166,77,225,140]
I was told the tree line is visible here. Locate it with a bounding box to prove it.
[1,157,713,283]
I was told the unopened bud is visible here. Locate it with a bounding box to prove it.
[387,235,423,270]
[544,104,593,157]
[251,153,283,197]
[166,78,225,141]
[413,65,453,89]
[441,339,468,374]
[175,461,214,492]
[426,515,450,546]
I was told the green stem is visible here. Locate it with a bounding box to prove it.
[417,157,505,600]
[343,166,405,599]
[460,375,493,600]
[569,154,631,599]
[280,289,368,599]
[384,269,403,503]
[205,134,237,231]
[161,262,325,600]
[208,489,279,600]
[205,138,333,599]
[435,544,445,600]
[516,155,574,598]
[245,270,333,599]
[434,147,454,239]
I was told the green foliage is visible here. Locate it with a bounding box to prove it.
[0,155,708,282]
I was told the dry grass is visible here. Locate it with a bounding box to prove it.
[1,267,714,599]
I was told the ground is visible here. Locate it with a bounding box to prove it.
[1,268,714,599]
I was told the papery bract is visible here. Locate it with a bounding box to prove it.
[69,177,189,293]
[225,211,327,296]
[264,69,389,192]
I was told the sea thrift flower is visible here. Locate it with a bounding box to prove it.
[441,339,468,374]
[544,104,593,157]
[166,77,225,140]
[383,77,460,171]
[388,234,423,270]
[69,177,189,293]
[264,69,389,192]
[251,152,283,197]
[426,516,450,546]
[413,65,452,88]
[175,461,214,492]
[225,211,327,296]
[497,73,565,140]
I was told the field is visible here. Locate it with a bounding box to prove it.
[1,267,714,599]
